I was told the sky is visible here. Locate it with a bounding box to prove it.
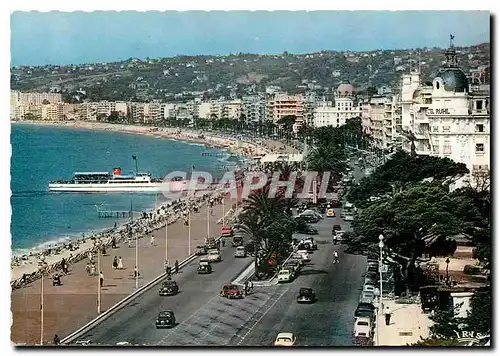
[10,11,490,66]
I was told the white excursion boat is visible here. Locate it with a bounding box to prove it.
[48,167,169,193]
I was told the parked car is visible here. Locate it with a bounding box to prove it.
[158,280,179,296]
[297,287,316,304]
[155,310,176,329]
[360,291,375,304]
[334,231,346,241]
[363,284,378,294]
[234,246,247,258]
[353,317,372,334]
[273,332,297,346]
[297,225,318,235]
[197,261,212,274]
[283,260,301,276]
[300,237,318,250]
[220,283,243,299]
[277,269,293,283]
[295,250,311,262]
[196,245,208,255]
[221,225,234,237]
[355,302,376,317]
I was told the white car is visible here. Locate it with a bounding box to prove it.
[277,269,293,283]
[206,249,222,262]
[273,332,296,346]
[353,317,372,334]
[234,246,246,258]
[335,231,346,241]
[363,284,379,295]
[295,250,311,262]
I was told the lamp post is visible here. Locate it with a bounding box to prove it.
[378,234,385,346]
[445,257,450,286]
[188,210,191,256]
[165,218,168,264]
[40,266,46,345]
[97,247,101,314]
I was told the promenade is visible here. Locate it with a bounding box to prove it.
[374,299,432,346]
[11,194,237,345]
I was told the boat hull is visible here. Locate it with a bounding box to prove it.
[48,183,163,193]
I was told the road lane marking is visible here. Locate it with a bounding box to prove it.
[236,287,289,346]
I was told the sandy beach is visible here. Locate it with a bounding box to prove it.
[10,121,298,344]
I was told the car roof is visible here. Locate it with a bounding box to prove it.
[356,317,372,323]
[276,332,294,339]
[158,310,174,316]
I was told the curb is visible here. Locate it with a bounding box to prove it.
[60,252,200,345]
[231,262,255,286]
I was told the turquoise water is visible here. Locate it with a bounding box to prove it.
[10,124,229,253]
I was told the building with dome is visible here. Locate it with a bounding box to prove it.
[399,39,490,188]
[311,81,362,128]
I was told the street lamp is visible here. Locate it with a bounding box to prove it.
[445,257,450,286]
[377,234,384,347]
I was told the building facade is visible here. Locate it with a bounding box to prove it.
[268,93,304,122]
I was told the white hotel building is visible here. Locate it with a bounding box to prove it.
[399,43,490,187]
[312,82,362,128]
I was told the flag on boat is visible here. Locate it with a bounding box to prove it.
[132,155,137,160]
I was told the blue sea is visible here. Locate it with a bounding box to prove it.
[10,124,232,254]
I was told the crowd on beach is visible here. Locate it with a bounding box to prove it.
[11,123,293,289]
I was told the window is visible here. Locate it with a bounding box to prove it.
[432,126,439,133]
[476,101,483,110]
[476,124,484,133]
[475,143,485,154]
[443,140,452,155]
[442,126,450,133]
[436,82,440,89]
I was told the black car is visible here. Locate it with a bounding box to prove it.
[297,225,319,235]
[297,287,316,304]
[197,261,212,274]
[232,235,243,247]
[159,280,179,296]
[332,225,342,234]
[155,310,176,329]
[354,303,375,318]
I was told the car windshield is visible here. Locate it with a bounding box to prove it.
[159,311,173,317]
[358,322,369,326]
[209,251,219,255]
[279,270,289,275]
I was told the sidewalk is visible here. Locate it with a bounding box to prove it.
[11,192,241,345]
[374,299,432,346]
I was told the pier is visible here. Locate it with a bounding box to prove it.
[97,210,132,219]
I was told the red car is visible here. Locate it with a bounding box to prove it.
[220,283,243,299]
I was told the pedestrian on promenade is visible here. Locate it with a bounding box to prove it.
[127,236,132,248]
[244,281,249,296]
[88,251,93,263]
[111,236,117,249]
[53,334,60,345]
[90,263,96,276]
[385,307,392,326]
[174,260,179,274]
[150,234,155,246]
[99,271,104,287]
[249,280,254,293]
[118,256,124,269]
[113,256,118,269]
[134,266,140,278]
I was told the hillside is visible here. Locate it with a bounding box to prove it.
[10,42,490,102]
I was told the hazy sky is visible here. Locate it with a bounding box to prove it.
[11,11,490,66]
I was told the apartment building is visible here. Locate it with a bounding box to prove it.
[268,93,304,122]
[13,91,63,105]
[312,82,361,128]
[242,95,267,123]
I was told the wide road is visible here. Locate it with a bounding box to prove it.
[77,239,255,346]
[231,210,367,346]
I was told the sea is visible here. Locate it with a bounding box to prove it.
[10,124,237,255]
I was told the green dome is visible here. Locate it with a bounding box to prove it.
[436,68,469,93]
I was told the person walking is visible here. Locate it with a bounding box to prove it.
[117,256,124,270]
[99,271,104,287]
[385,307,392,326]
[249,280,254,293]
[53,334,60,345]
[150,234,155,246]
[112,256,118,270]
[127,236,132,248]
[111,236,117,249]
[174,260,179,274]
[134,266,139,278]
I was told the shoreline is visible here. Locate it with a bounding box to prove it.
[10,121,272,282]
